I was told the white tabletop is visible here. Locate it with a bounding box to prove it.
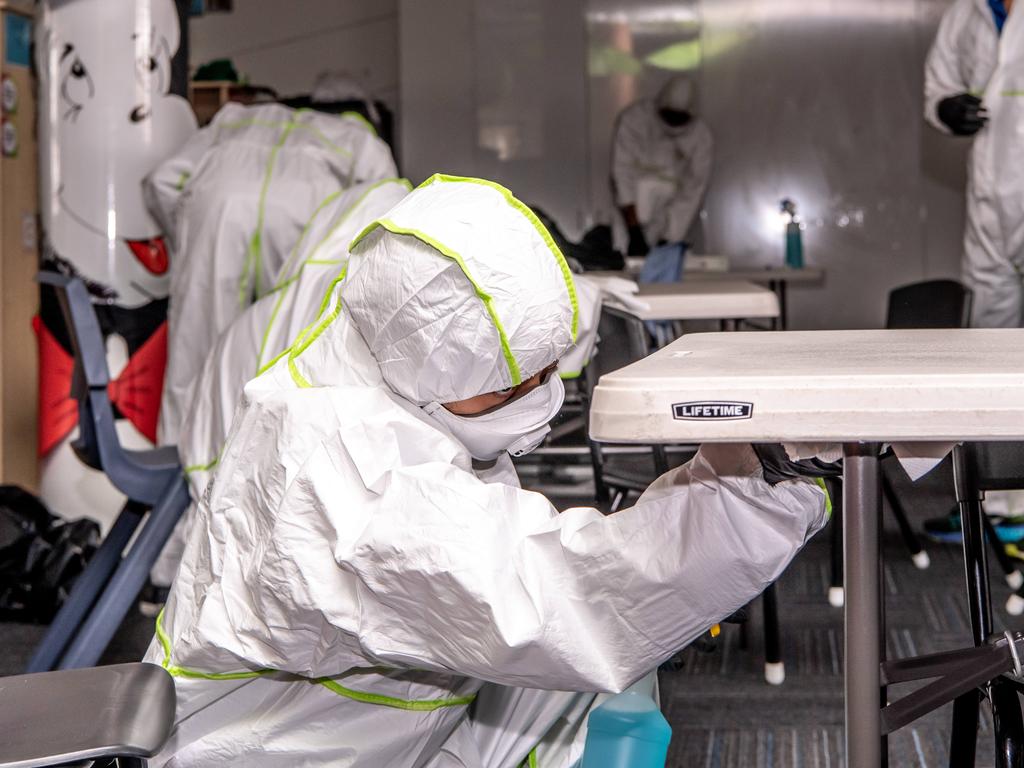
[589,329,1024,444]
[683,267,825,284]
[587,265,824,284]
[598,280,780,321]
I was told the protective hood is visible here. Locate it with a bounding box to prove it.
[345,174,579,406]
[657,75,694,112]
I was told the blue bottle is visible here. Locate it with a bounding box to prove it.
[780,198,804,269]
[581,692,672,768]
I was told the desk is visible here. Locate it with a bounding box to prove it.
[588,329,1024,768]
[587,265,824,328]
[684,267,824,329]
[589,278,780,325]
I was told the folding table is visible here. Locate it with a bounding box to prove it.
[589,329,1024,768]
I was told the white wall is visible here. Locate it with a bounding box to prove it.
[399,0,589,233]
[190,0,398,106]
[399,0,968,331]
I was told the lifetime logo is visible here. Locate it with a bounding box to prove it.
[672,401,753,420]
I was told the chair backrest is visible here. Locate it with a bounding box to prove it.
[37,272,111,471]
[971,442,1024,492]
[37,272,183,504]
[584,305,651,394]
[886,279,973,329]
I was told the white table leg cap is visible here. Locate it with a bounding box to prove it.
[912,551,930,570]
[764,661,785,686]
[828,586,845,608]
[1007,571,1024,591]
[1007,593,1024,616]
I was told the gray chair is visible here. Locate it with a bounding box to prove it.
[0,662,175,767]
[27,273,190,672]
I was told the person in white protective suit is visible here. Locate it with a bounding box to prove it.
[144,174,828,767]
[611,75,714,256]
[144,101,398,444]
[923,0,1024,536]
[145,177,412,593]
[925,0,1022,328]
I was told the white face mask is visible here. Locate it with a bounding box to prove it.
[423,374,566,462]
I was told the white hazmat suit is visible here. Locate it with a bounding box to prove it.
[612,76,714,246]
[145,174,827,767]
[146,102,398,444]
[147,177,412,588]
[925,0,1024,327]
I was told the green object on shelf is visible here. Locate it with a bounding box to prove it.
[194,58,238,82]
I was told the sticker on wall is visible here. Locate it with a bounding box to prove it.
[2,118,17,157]
[2,75,17,114]
[4,14,30,68]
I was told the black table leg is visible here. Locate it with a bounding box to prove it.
[949,443,992,768]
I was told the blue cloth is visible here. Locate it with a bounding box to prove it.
[989,0,1008,34]
[637,242,687,346]
[637,242,686,285]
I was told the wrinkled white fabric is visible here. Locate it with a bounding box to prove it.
[612,95,713,245]
[176,177,411,498]
[310,72,382,128]
[147,178,411,588]
[145,176,826,767]
[150,102,398,443]
[344,177,577,405]
[925,0,1024,328]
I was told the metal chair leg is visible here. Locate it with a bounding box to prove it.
[948,443,993,768]
[992,677,1024,768]
[881,471,929,570]
[950,692,982,768]
[827,477,845,607]
[26,500,148,673]
[762,582,784,685]
[609,489,625,514]
[58,475,190,669]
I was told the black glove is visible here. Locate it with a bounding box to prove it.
[752,443,842,486]
[626,225,648,256]
[937,93,988,136]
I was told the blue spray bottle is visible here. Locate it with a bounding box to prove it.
[780,198,804,269]
[580,691,671,768]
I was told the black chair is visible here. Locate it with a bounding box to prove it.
[0,662,175,767]
[582,306,785,683]
[26,273,190,672]
[886,279,973,330]
[881,281,973,562]
[827,279,1009,607]
[889,280,1023,595]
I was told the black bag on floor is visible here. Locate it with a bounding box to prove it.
[0,486,101,623]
